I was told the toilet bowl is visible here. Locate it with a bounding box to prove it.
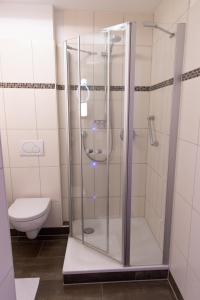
[8,198,51,239]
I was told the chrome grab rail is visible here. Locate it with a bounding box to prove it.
[147,115,159,146]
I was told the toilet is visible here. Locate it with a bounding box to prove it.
[8,198,51,239]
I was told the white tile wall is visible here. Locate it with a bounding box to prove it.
[170,241,188,295]
[0,130,10,168]
[133,92,149,129]
[0,40,33,83]
[7,130,38,168]
[132,129,148,164]
[135,46,152,85]
[40,166,61,200]
[155,1,200,299]
[38,130,60,167]
[188,209,200,281]
[45,200,62,227]
[3,168,13,206]
[4,89,36,130]
[184,0,200,71]
[0,12,62,227]
[154,0,189,27]
[35,89,58,129]
[94,11,123,32]
[193,146,200,213]
[11,167,41,199]
[64,10,94,39]
[132,164,146,197]
[185,266,200,300]
[32,40,56,83]
[175,139,197,204]
[0,89,6,129]
[172,193,192,259]
[124,13,153,46]
[179,78,200,144]
[0,4,54,40]
[131,197,145,217]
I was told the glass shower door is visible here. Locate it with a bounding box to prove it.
[66,22,135,264]
[79,31,108,253]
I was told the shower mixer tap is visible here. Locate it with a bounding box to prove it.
[82,130,107,162]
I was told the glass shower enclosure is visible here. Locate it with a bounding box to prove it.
[64,22,185,268]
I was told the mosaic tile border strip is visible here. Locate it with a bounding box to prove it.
[1,67,200,91]
[56,84,126,91]
[57,84,149,92]
[135,86,150,92]
[0,82,152,91]
[182,67,200,81]
[0,82,55,89]
[56,84,65,90]
[150,78,174,91]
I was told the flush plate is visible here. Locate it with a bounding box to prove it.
[20,140,44,156]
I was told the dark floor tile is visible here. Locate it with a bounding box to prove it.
[37,235,68,241]
[12,240,43,258]
[12,235,68,242]
[14,257,64,280]
[36,280,102,300]
[38,239,67,258]
[102,280,176,300]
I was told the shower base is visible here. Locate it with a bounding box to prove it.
[63,217,167,284]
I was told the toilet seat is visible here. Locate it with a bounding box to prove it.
[8,198,51,222]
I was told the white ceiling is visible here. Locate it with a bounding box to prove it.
[0,0,161,13]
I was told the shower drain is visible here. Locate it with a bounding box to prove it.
[83,227,95,234]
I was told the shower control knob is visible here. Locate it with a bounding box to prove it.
[95,149,103,154]
[86,149,93,154]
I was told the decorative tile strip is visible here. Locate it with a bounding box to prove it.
[182,67,200,81]
[135,86,151,92]
[150,78,174,91]
[0,82,55,89]
[56,84,65,90]
[69,85,125,91]
[2,66,200,92]
[110,86,124,91]
[69,85,105,91]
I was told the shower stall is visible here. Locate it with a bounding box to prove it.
[63,22,185,280]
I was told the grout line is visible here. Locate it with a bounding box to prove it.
[168,278,180,300]
[36,240,45,257]
[101,283,103,300]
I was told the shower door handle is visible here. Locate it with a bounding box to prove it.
[147,115,159,146]
[120,129,136,141]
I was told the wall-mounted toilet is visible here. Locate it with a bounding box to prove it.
[8,198,51,239]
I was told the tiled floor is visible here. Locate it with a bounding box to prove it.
[12,235,177,300]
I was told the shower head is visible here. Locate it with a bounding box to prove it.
[110,34,121,43]
[100,34,121,57]
[143,21,175,38]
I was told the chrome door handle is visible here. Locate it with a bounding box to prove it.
[147,115,159,146]
[120,129,136,141]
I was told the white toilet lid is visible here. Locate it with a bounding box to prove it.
[8,198,51,222]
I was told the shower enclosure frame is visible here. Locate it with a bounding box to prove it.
[63,22,186,268]
[64,22,136,266]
